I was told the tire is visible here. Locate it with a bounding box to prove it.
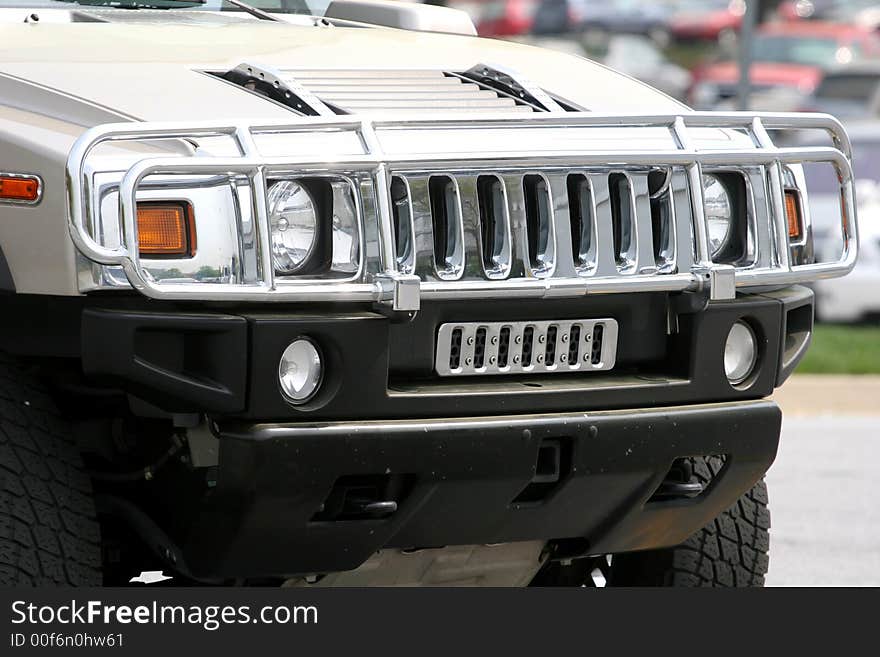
[0,352,102,585]
[609,456,770,587]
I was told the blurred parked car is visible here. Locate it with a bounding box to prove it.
[669,0,745,44]
[806,123,880,322]
[690,21,880,109]
[572,0,675,46]
[454,0,537,36]
[588,35,691,100]
[776,0,845,21]
[776,0,880,22]
[801,63,880,118]
[531,0,569,35]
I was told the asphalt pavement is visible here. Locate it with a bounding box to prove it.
[764,385,879,586]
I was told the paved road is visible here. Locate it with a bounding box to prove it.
[765,415,880,586]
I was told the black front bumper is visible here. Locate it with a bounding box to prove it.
[181,400,781,579]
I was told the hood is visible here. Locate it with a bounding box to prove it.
[0,8,685,126]
[698,61,823,91]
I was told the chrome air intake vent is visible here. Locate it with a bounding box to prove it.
[435,319,619,377]
[212,62,562,116]
[283,69,537,115]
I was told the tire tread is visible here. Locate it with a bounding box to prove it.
[0,353,101,586]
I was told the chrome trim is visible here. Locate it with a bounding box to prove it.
[0,172,42,206]
[65,112,858,306]
[457,63,564,113]
[247,399,776,438]
[434,319,618,376]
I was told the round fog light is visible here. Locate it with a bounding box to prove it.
[724,321,757,385]
[279,338,323,403]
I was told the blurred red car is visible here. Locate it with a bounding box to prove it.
[689,21,880,108]
[670,0,746,42]
[776,0,838,21]
[459,0,538,37]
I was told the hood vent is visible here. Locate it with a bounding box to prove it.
[214,62,572,116]
[282,69,537,115]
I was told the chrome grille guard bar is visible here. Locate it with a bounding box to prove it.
[66,112,858,310]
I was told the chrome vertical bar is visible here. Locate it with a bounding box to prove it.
[235,126,274,289]
[545,172,578,278]
[454,175,486,279]
[588,173,618,276]
[250,165,274,290]
[672,117,711,267]
[631,173,657,273]
[500,173,531,279]
[752,117,791,270]
[360,119,398,276]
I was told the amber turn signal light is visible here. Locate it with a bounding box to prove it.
[784,190,802,241]
[0,175,40,203]
[137,201,196,257]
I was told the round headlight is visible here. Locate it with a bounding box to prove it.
[267,180,319,274]
[703,174,733,258]
[724,321,758,385]
[278,338,323,403]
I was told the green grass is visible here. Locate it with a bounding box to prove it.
[797,325,880,375]
[664,42,716,71]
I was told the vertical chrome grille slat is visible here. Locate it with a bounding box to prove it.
[390,175,415,274]
[671,170,694,273]
[476,175,513,279]
[500,173,531,279]
[631,174,657,274]
[456,175,489,280]
[588,174,619,277]
[523,174,556,276]
[608,173,636,271]
[567,174,596,274]
[545,173,577,278]
[406,176,439,282]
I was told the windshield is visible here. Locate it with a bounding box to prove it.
[0,0,330,15]
[753,35,857,68]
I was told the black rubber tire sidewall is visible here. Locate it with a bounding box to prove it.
[609,456,771,587]
[0,353,102,586]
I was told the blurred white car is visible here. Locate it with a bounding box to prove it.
[810,123,880,322]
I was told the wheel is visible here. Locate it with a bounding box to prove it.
[0,352,102,585]
[610,457,770,586]
[531,456,771,587]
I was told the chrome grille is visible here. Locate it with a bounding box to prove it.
[282,69,535,115]
[435,319,619,376]
[390,169,693,287]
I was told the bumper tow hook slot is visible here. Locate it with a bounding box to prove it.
[358,500,398,516]
[651,481,704,501]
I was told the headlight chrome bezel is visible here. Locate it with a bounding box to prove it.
[267,179,323,276]
[702,171,752,266]
[264,175,363,279]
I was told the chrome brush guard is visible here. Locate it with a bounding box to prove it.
[66,112,858,310]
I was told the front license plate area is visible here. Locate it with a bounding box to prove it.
[434,319,618,377]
